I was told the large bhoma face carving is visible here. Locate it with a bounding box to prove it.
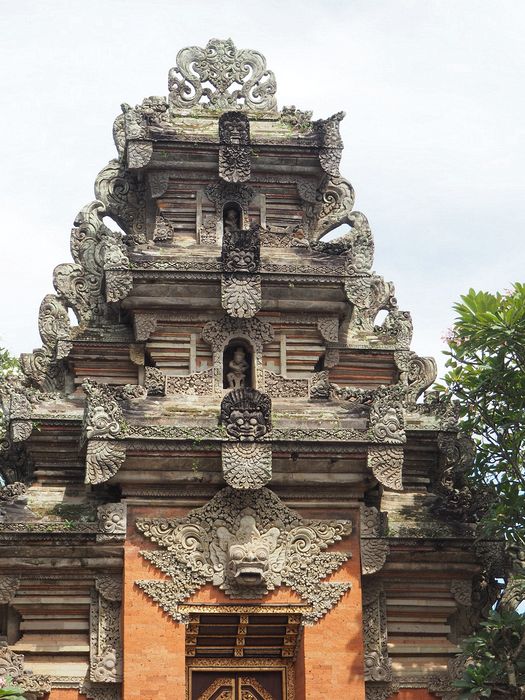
[214,514,282,587]
[136,487,352,623]
[220,388,271,441]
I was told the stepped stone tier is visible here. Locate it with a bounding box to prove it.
[0,38,502,700]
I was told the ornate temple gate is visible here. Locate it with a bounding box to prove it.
[0,35,494,700]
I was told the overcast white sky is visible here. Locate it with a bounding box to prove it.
[1,0,524,376]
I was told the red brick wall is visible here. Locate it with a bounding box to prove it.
[123,505,364,700]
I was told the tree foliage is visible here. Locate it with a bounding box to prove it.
[438,284,525,697]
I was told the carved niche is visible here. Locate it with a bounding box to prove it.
[201,316,274,393]
[136,487,352,624]
[219,111,251,182]
[168,38,277,112]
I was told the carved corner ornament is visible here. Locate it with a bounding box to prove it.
[0,643,51,698]
[394,351,437,405]
[360,506,389,576]
[135,486,352,624]
[82,380,127,485]
[367,446,404,492]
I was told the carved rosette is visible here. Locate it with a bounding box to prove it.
[367,446,404,491]
[221,275,262,318]
[97,503,127,542]
[168,38,277,111]
[136,487,352,623]
[222,442,272,489]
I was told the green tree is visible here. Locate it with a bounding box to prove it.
[438,284,525,697]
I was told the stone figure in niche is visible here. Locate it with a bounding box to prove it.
[223,205,241,235]
[226,346,249,389]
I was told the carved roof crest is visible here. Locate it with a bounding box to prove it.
[168,38,277,112]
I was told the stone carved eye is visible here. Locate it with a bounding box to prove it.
[255,547,267,560]
[230,545,244,560]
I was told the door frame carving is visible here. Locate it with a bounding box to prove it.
[187,658,295,700]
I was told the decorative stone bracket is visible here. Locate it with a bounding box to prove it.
[360,506,389,576]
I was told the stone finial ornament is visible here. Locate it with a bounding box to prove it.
[168,38,277,111]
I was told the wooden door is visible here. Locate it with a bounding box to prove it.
[192,671,284,700]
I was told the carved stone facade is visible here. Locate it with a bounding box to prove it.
[0,37,491,700]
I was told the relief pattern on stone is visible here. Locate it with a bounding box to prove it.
[136,487,352,623]
[0,644,51,698]
[221,442,272,489]
[90,576,122,684]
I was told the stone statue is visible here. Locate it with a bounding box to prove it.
[226,347,249,389]
[223,207,241,235]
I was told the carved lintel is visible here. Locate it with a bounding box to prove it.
[166,369,213,396]
[367,446,404,491]
[264,371,309,399]
[127,140,153,169]
[85,440,126,485]
[97,503,127,542]
[222,442,272,489]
